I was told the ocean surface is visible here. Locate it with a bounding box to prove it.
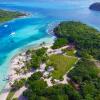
[0,0,100,92]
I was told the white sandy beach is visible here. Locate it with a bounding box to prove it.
[0,43,72,100]
[0,53,29,99]
[0,43,53,100]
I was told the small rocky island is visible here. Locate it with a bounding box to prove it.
[89,2,100,11]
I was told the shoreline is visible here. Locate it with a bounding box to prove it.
[47,22,60,36]
[0,24,56,93]
[0,9,31,26]
[0,42,53,100]
[0,19,58,99]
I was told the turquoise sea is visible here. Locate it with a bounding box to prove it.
[0,0,100,92]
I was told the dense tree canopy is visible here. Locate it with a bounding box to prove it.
[68,59,99,83]
[54,21,100,60]
[24,76,81,100]
[52,38,68,49]
[68,59,100,100]
[25,47,48,69]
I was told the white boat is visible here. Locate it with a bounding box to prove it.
[11,32,16,35]
[4,24,8,28]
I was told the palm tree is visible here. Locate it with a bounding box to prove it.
[14,68,21,75]
[21,67,28,75]
[40,42,46,47]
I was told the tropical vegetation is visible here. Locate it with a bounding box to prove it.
[0,9,25,23]
[54,21,100,60]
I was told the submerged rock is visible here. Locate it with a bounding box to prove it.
[89,2,100,11]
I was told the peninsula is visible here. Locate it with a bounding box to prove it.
[0,9,26,23]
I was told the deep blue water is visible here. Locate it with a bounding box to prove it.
[0,0,100,92]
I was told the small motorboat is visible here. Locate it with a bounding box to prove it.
[4,24,8,28]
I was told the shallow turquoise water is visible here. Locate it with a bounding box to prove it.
[0,0,100,91]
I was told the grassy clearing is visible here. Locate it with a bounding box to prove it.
[66,49,76,56]
[47,54,78,79]
[6,90,15,100]
[62,48,76,56]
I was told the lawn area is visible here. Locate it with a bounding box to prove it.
[62,48,76,56]
[47,54,78,79]
[6,90,15,100]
